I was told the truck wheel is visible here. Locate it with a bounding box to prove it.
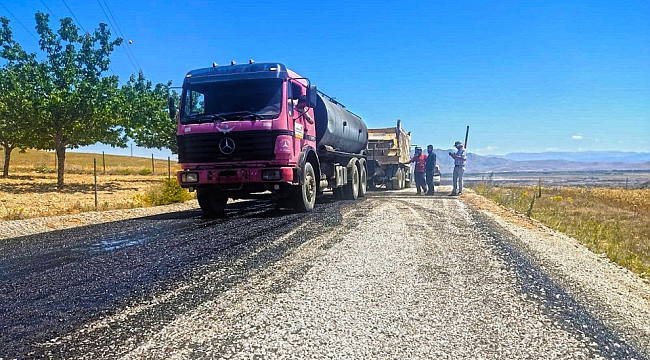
[393,168,402,190]
[294,162,316,212]
[342,165,359,200]
[197,188,228,218]
[358,163,367,197]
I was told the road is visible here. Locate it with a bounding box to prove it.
[0,188,647,359]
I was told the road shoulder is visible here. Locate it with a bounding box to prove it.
[461,190,650,356]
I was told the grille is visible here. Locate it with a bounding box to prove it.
[178,130,287,163]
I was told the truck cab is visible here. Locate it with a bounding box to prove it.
[172,62,367,216]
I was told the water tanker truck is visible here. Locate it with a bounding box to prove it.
[170,62,368,216]
[366,119,412,190]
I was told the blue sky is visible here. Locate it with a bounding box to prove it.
[2,0,648,158]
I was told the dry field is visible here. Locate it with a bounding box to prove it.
[469,183,650,278]
[0,149,186,220]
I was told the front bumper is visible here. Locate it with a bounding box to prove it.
[177,167,295,187]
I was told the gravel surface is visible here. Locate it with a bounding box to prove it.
[0,201,200,241]
[1,187,648,359]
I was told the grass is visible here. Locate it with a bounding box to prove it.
[134,179,195,206]
[470,183,650,278]
[1,149,180,176]
[0,149,194,220]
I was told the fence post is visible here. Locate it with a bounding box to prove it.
[151,154,155,175]
[102,151,106,174]
[537,178,542,198]
[168,157,171,181]
[94,158,98,211]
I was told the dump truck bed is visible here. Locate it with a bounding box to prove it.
[367,126,411,165]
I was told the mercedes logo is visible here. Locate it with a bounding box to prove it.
[219,137,235,155]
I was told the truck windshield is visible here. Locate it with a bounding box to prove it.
[181,78,283,124]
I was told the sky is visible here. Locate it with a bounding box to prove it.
[1,0,648,158]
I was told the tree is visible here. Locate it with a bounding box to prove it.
[31,12,125,189]
[0,17,40,177]
[120,71,177,153]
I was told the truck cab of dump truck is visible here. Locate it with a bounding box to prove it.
[172,62,368,216]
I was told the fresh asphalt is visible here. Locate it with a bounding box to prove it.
[0,190,646,359]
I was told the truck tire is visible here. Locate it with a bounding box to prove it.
[393,168,402,190]
[197,188,228,218]
[294,162,316,212]
[358,163,367,197]
[342,164,359,200]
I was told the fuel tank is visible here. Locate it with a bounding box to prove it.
[314,93,368,154]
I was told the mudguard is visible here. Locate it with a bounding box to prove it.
[295,145,318,185]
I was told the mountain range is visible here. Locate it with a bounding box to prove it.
[430,150,650,174]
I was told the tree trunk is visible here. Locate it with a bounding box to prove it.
[55,133,66,190]
[2,145,13,178]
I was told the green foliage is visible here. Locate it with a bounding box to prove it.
[0,13,176,182]
[119,71,178,153]
[134,178,193,206]
[30,12,127,189]
[0,17,41,177]
[115,168,134,175]
[33,165,56,173]
[138,168,152,175]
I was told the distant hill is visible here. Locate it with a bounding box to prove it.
[430,150,650,174]
[495,151,650,163]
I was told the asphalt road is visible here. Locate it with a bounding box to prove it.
[0,190,647,359]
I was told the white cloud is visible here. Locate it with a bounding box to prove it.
[545,147,558,151]
[484,146,499,151]
[572,135,583,140]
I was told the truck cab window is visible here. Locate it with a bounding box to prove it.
[181,78,282,123]
[288,81,303,117]
[183,90,205,117]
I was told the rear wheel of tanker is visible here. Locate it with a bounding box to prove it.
[358,163,367,197]
[342,164,359,200]
[294,162,317,212]
[197,188,228,218]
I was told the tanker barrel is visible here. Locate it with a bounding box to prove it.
[314,92,368,154]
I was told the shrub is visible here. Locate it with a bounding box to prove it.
[33,165,56,174]
[115,169,134,175]
[4,207,26,220]
[139,168,153,175]
[134,178,193,206]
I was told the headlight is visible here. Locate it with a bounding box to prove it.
[181,172,199,183]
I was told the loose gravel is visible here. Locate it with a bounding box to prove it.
[119,190,648,359]
[1,188,648,359]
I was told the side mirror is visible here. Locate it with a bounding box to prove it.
[305,85,317,108]
[168,96,176,120]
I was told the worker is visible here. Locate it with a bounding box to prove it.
[448,140,466,195]
[409,147,428,195]
[425,144,436,195]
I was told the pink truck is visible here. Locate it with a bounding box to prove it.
[170,62,368,216]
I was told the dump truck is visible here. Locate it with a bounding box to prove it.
[366,119,412,190]
[170,62,368,216]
